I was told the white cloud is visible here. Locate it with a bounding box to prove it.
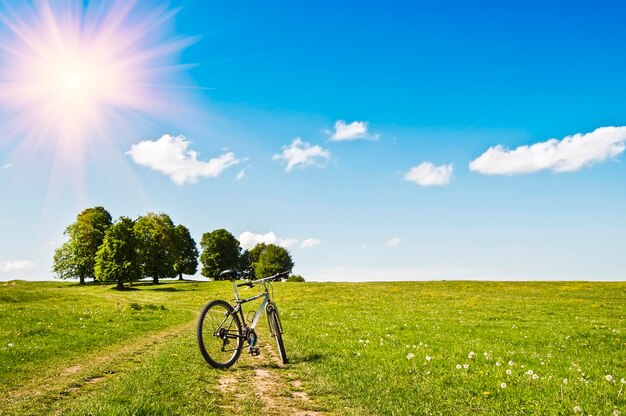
[404,162,453,186]
[236,169,245,181]
[387,237,402,247]
[1,163,14,170]
[238,231,297,250]
[127,134,240,185]
[0,260,34,275]
[238,231,319,250]
[280,238,299,248]
[239,231,278,249]
[300,238,321,248]
[328,120,373,141]
[469,126,626,175]
[273,138,330,171]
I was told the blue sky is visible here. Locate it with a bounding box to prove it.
[1,0,625,281]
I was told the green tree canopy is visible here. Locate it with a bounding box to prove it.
[200,229,241,280]
[95,216,140,289]
[134,212,177,284]
[52,241,80,281]
[239,242,267,279]
[254,244,294,279]
[173,224,198,280]
[286,274,305,282]
[52,206,112,284]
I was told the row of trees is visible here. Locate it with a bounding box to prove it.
[200,229,294,280]
[53,207,295,289]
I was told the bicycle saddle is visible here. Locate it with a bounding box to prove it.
[219,269,238,281]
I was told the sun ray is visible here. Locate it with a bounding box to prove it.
[0,0,198,169]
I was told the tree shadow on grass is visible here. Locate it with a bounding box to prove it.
[110,286,139,291]
[151,287,182,292]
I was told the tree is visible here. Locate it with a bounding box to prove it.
[173,224,198,280]
[53,206,112,284]
[134,213,177,284]
[239,242,267,279]
[95,216,140,289]
[52,241,80,281]
[254,244,294,278]
[200,229,241,280]
[286,275,305,282]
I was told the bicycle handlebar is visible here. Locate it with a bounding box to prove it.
[236,271,290,287]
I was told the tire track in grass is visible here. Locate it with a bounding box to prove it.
[214,329,324,416]
[1,321,194,415]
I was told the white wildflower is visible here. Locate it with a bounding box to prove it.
[613,409,621,416]
[425,355,432,361]
[426,370,431,375]
[8,343,13,348]
[484,352,489,358]
[463,364,469,369]
[508,360,514,366]
[526,370,534,376]
[506,369,512,375]
[563,378,568,384]
[532,374,539,380]
[573,406,582,413]
[605,374,613,382]
[407,353,415,360]
[456,364,462,370]
[496,361,502,367]
[500,382,507,389]
[468,351,476,359]
[356,352,360,357]
[621,377,626,384]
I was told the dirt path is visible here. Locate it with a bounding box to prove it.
[1,321,194,415]
[3,320,324,416]
[216,335,325,416]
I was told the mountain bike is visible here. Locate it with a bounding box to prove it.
[197,269,289,369]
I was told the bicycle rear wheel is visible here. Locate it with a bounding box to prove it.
[197,300,243,369]
[267,304,288,364]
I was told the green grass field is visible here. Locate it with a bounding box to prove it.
[1,280,625,415]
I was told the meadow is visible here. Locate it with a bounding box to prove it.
[1,279,625,415]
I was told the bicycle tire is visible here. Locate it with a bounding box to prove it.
[197,299,243,369]
[267,304,288,364]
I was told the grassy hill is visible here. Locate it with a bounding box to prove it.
[1,280,625,415]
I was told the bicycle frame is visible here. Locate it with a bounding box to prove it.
[230,276,281,336]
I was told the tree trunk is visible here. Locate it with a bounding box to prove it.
[178,272,183,281]
[153,276,159,285]
[79,272,85,285]
[116,279,124,290]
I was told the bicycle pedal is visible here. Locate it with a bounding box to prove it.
[249,347,260,356]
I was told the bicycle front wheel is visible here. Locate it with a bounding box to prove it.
[267,304,288,364]
[197,300,243,369]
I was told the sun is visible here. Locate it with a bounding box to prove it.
[0,0,195,162]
